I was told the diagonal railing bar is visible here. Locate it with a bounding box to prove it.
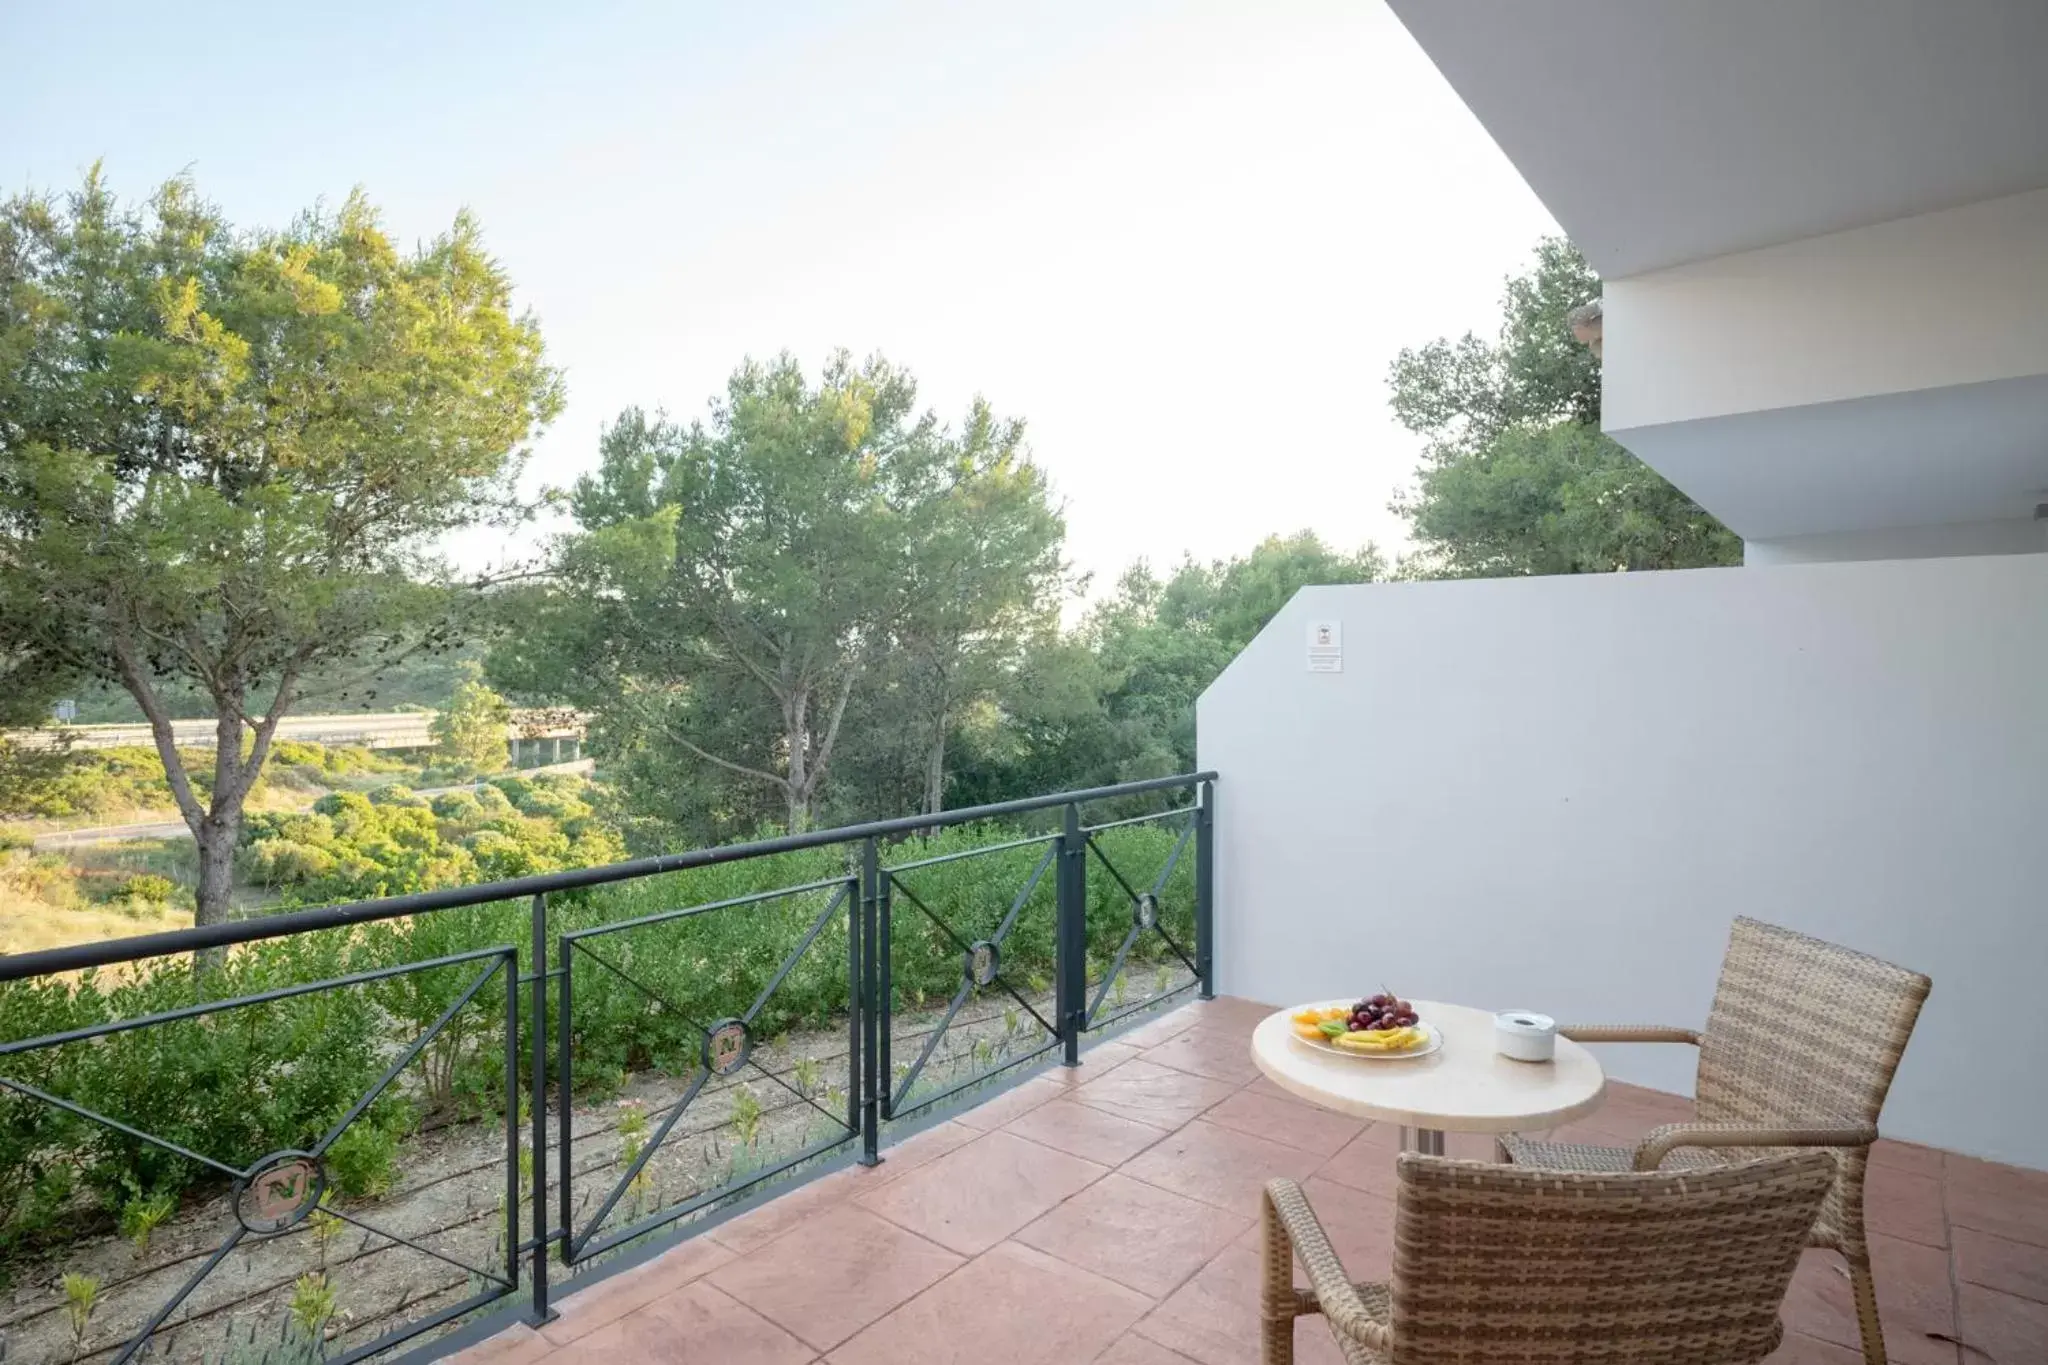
[0,945,515,1058]
[890,1035,1064,1121]
[0,1074,243,1178]
[742,883,851,1025]
[315,956,507,1156]
[991,844,1057,945]
[324,1203,513,1289]
[1083,822,1200,1024]
[1087,922,1147,1025]
[111,1224,247,1365]
[890,976,974,1112]
[329,1287,514,1365]
[569,939,851,1135]
[570,1064,711,1258]
[887,878,977,959]
[885,845,1057,1111]
[572,1129,850,1264]
[1150,816,1196,893]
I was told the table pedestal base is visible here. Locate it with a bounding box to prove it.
[1401,1127,1446,1155]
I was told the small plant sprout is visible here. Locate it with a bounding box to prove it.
[1155,965,1173,994]
[1003,1005,1021,1037]
[791,1054,821,1097]
[308,1194,346,1273]
[971,1036,995,1068]
[731,1086,763,1148]
[618,1100,650,1169]
[289,1270,337,1343]
[63,1272,100,1361]
[1112,973,1129,1007]
[119,1185,176,1254]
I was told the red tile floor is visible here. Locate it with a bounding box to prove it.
[454,997,2048,1365]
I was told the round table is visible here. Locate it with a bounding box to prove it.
[1249,1000,1606,1154]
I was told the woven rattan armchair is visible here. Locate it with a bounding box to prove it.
[1499,916,1930,1365]
[1262,1150,1836,1364]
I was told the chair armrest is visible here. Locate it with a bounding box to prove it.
[1559,1024,1702,1046]
[1632,1122,1876,1170]
[1262,1179,1391,1352]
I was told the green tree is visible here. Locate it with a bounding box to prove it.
[431,665,512,775]
[1390,238,1740,575]
[497,354,922,835]
[891,400,1064,815]
[0,170,561,927]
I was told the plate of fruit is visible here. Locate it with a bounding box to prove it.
[1289,994,1439,1059]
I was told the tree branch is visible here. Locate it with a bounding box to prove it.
[108,627,208,834]
[803,662,862,799]
[669,731,790,794]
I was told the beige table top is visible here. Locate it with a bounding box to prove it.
[1249,1000,1606,1134]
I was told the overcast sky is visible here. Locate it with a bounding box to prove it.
[1,0,1558,595]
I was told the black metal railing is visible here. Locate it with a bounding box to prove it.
[0,773,1214,1363]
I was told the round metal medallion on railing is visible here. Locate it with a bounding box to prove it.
[964,940,1001,988]
[702,1017,752,1076]
[234,1151,327,1235]
[1133,892,1159,931]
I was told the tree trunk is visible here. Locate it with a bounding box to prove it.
[194,811,240,929]
[922,730,946,818]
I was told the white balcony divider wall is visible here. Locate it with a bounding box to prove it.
[1198,554,2048,1169]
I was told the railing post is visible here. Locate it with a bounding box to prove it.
[1195,779,1215,1000]
[859,836,882,1165]
[528,893,552,1323]
[1057,802,1086,1065]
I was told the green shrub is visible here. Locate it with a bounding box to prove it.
[110,874,177,904]
[325,1107,410,1199]
[430,789,484,822]
[367,782,426,808]
[0,826,33,852]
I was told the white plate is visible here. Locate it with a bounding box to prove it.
[1286,1010,1442,1062]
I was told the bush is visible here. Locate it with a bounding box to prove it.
[430,789,483,823]
[110,874,176,905]
[366,783,425,808]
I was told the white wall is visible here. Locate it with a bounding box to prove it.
[1603,187,2048,434]
[1746,518,2047,565]
[1198,555,2048,1169]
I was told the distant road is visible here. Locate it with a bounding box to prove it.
[28,759,595,852]
[9,710,584,753]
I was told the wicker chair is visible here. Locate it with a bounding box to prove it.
[1498,916,1930,1365]
[1262,1150,1837,1364]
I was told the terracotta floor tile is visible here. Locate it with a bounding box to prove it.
[1115,1007,1204,1050]
[549,1281,813,1365]
[1759,1331,1869,1363]
[856,1129,1107,1254]
[709,1204,961,1351]
[1946,1157,2048,1249]
[1195,1090,1365,1159]
[1868,1138,1944,1180]
[1133,1239,1349,1365]
[1073,1040,1145,1073]
[826,1241,1150,1365]
[1140,1027,1262,1085]
[710,1164,864,1255]
[951,1074,1066,1131]
[1182,996,1278,1032]
[1073,1059,1238,1130]
[540,1233,738,1346]
[1016,1172,1251,1297]
[1311,1122,1404,1200]
[1863,1162,1948,1248]
[447,1323,556,1364]
[1953,1223,2048,1304]
[1003,1098,1172,1165]
[1781,1240,1955,1365]
[1957,1282,2048,1365]
[863,1119,983,1187]
[1092,1332,1202,1364]
[1121,1119,1322,1215]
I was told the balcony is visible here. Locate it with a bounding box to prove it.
[2,772,2043,1364]
[449,995,2046,1365]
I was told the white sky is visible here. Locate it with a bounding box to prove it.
[2,0,1559,596]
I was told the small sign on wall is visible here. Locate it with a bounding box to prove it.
[1306,620,1342,673]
